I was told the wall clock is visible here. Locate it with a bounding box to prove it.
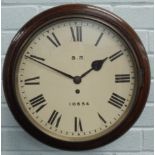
[3,4,150,150]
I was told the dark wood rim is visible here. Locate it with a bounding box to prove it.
[3,4,150,150]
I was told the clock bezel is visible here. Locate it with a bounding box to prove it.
[3,4,150,150]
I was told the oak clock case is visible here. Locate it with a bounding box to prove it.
[3,4,150,150]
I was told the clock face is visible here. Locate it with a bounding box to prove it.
[15,18,138,142]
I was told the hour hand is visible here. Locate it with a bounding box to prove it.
[25,55,74,80]
[80,57,108,78]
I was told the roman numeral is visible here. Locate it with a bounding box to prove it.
[29,94,47,112]
[70,26,82,42]
[30,55,45,61]
[95,32,104,46]
[109,50,123,61]
[97,112,106,123]
[115,74,130,83]
[74,117,83,132]
[108,93,125,109]
[24,76,40,85]
[48,110,62,128]
[47,32,61,47]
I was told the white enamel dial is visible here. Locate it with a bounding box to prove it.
[15,18,137,141]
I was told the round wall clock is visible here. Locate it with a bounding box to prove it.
[3,4,150,150]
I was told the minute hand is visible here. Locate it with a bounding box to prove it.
[25,55,74,79]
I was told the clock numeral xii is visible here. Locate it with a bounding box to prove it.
[70,26,82,42]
